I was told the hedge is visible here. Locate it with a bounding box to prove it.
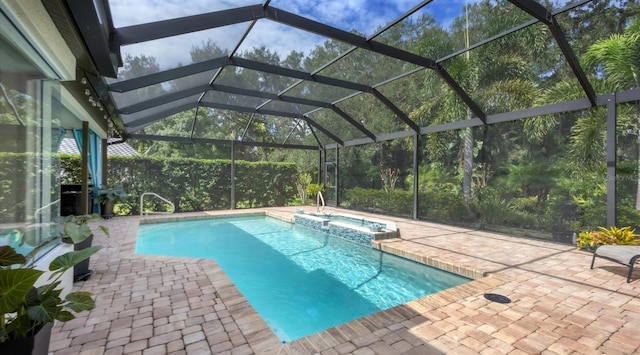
[103,156,298,214]
[0,153,299,220]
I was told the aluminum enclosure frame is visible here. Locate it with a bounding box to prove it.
[51,0,640,223]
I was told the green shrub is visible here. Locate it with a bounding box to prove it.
[385,190,412,216]
[510,196,540,214]
[472,188,539,228]
[343,188,412,217]
[305,183,324,203]
[344,187,378,210]
[420,183,468,222]
[57,155,298,214]
[296,173,313,205]
[615,201,640,230]
[541,193,581,232]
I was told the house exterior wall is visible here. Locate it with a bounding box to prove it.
[0,1,102,290]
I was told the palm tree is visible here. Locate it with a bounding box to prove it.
[582,16,640,90]
[411,0,544,202]
[583,16,640,208]
[533,16,639,210]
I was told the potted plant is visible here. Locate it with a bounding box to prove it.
[96,185,127,219]
[54,214,109,281]
[0,219,107,354]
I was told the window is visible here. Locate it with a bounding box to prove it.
[0,29,63,258]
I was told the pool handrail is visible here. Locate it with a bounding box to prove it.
[140,192,175,216]
[34,199,60,217]
[317,191,325,213]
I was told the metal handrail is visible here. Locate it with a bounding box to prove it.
[316,191,325,213]
[140,192,175,216]
[34,199,60,217]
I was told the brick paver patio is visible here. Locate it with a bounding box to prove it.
[50,207,640,354]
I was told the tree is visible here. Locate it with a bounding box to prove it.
[411,0,545,202]
[582,15,640,209]
[526,14,639,230]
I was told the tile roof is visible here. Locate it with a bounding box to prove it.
[58,138,139,156]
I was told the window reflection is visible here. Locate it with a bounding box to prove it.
[0,34,62,258]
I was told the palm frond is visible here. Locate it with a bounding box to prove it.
[569,108,607,172]
[480,78,537,113]
[582,15,640,89]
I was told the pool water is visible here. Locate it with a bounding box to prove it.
[136,216,469,341]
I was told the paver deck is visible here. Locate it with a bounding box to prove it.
[50,207,640,354]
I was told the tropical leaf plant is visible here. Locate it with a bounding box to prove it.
[576,225,640,250]
[0,217,106,343]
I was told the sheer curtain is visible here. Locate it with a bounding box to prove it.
[72,129,102,213]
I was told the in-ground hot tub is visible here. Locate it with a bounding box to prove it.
[294,211,397,245]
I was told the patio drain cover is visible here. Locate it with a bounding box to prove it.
[484,293,511,304]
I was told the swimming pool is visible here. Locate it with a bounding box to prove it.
[136,215,469,342]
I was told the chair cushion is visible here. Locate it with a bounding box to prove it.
[595,245,640,265]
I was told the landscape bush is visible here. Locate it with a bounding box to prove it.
[0,153,299,221]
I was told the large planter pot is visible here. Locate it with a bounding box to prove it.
[73,234,94,281]
[0,322,53,355]
[552,230,576,245]
[100,201,115,219]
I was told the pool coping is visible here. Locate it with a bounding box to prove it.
[122,211,503,352]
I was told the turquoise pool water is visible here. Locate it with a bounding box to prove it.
[136,215,469,341]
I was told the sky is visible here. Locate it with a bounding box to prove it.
[107,0,564,74]
[109,0,462,71]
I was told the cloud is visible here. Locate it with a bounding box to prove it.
[235,20,327,59]
[110,0,475,71]
[121,22,250,70]
[109,0,258,27]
